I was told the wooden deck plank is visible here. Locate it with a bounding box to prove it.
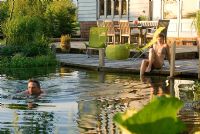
[56,53,199,78]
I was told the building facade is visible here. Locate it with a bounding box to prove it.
[77,0,200,40]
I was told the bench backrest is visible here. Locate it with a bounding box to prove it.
[139,21,158,27]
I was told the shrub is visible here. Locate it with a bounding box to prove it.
[10,0,47,18]
[2,16,45,46]
[44,0,77,37]
[0,45,21,57]
[0,54,57,68]
[1,0,77,38]
[0,2,9,24]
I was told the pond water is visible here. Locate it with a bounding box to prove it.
[0,67,200,134]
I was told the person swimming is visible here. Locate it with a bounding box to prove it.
[23,79,44,96]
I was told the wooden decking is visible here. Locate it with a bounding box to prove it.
[56,42,199,78]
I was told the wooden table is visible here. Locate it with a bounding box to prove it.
[129,24,155,46]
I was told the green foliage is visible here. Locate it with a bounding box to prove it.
[0,45,21,57]
[0,39,6,45]
[113,96,185,134]
[0,2,9,35]
[194,81,200,101]
[44,0,77,37]
[195,10,200,34]
[10,0,47,18]
[138,15,148,21]
[106,44,130,60]
[0,53,57,68]
[1,0,77,38]
[2,16,45,46]
[0,2,9,24]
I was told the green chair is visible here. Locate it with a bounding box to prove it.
[84,27,107,57]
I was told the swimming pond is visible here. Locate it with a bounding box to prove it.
[0,67,200,133]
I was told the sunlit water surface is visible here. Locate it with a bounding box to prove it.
[0,67,200,134]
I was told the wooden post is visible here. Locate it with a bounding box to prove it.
[169,78,175,97]
[99,48,105,67]
[170,41,176,78]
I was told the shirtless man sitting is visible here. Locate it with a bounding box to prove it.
[140,33,170,78]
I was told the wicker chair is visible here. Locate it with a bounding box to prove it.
[119,20,139,44]
[103,20,120,44]
[146,19,170,43]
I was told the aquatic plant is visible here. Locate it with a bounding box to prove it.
[113,96,185,134]
[0,54,57,68]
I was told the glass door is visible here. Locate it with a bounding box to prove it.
[162,0,198,38]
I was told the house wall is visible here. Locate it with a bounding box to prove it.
[78,0,97,21]
[77,0,97,38]
[78,0,149,38]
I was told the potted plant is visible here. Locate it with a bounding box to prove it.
[194,10,200,36]
[138,15,148,21]
[60,34,71,52]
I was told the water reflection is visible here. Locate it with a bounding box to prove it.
[142,76,170,100]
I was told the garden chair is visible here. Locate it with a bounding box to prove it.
[103,20,120,44]
[119,20,139,44]
[97,20,104,27]
[146,19,170,43]
[84,27,107,57]
[132,27,165,62]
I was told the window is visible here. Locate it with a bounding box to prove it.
[181,0,198,19]
[100,0,104,16]
[107,0,111,15]
[163,0,177,19]
[114,0,119,15]
[98,0,128,18]
[122,0,127,15]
